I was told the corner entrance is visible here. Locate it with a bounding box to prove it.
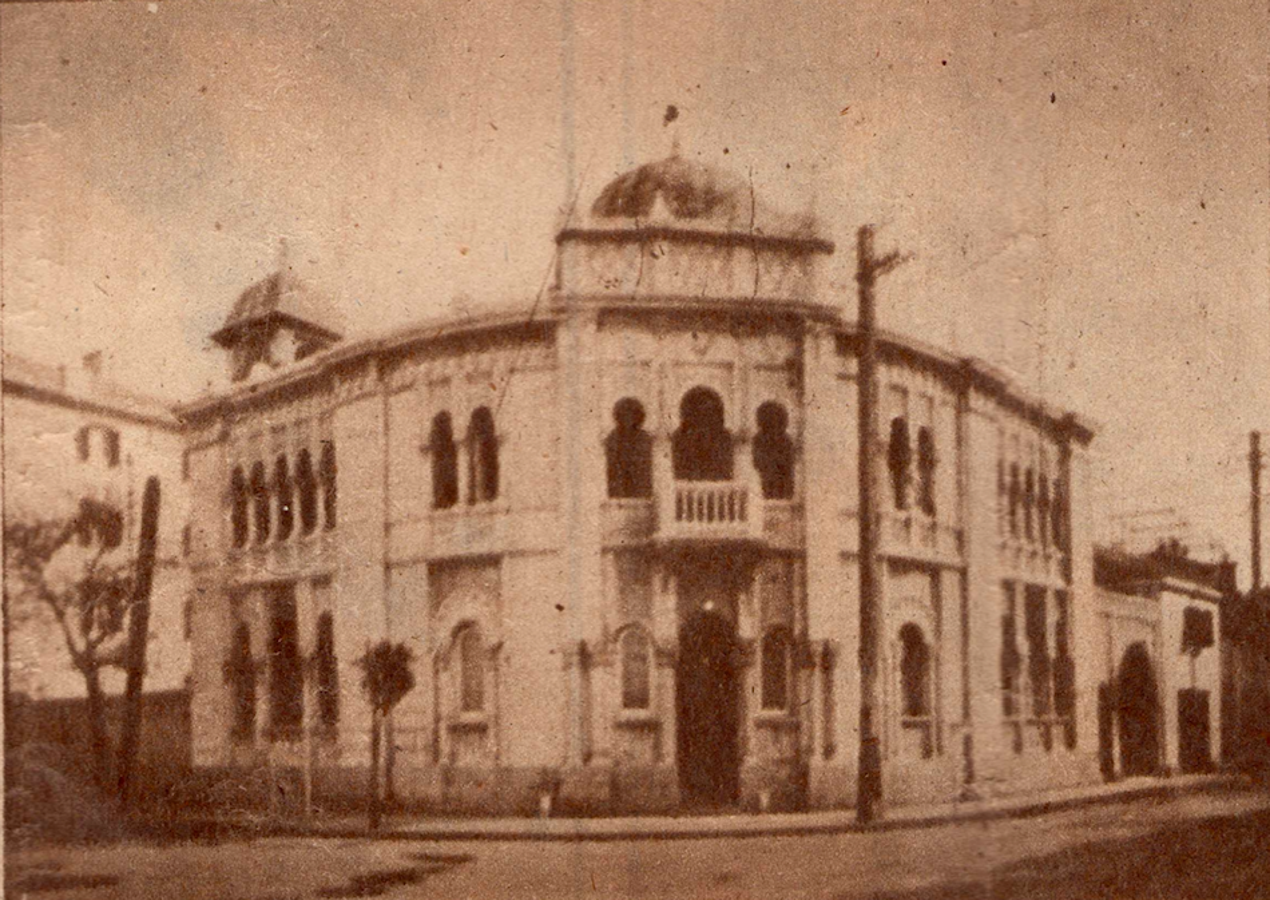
[676,611,740,806]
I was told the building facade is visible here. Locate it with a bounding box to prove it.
[182,156,1112,814]
[3,352,191,702]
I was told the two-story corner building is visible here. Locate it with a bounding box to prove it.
[180,154,1104,815]
[2,352,192,702]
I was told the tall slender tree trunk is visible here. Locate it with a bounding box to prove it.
[84,667,113,793]
[368,707,382,831]
[117,477,161,805]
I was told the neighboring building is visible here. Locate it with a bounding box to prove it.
[180,154,1112,815]
[3,352,192,702]
[1093,542,1229,779]
[1222,585,1270,775]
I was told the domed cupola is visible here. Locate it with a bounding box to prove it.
[555,153,833,308]
[210,264,344,384]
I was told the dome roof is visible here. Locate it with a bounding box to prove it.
[585,155,822,241]
[211,269,344,348]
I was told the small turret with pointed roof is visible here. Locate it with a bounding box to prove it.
[211,240,344,383]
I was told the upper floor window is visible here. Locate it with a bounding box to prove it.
[761,627,793,711]
[1050,478,1067,551]
[429,412,459,509]
[320,441,338,529]
[1023,468,1036,542]
[887,417,911,510]
[620,627,652,710]
[916,426,936,516]
[606,399,653,499]
[76,426,90,462]
[104,428,121,468]
[673,387,732,482]
[1008,463,1022,538]
[250,461,270,545]
[1038,474,1051,548]
[467,407,499,504]
[230,466,249,548]
[274,455,294,542]
[297,449,318,535]
[753,402,794,500]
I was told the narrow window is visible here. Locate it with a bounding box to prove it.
[105,429,121,468]
[430,412,459,509]
[297,449,318,535]
[267,586,303,739]
[274,455,294,542]
[620,628,652,710]
[888,417,912,510]
[1038,474,1051,548]
[182,449,192,481]
[1050,478,1066,551]
[899,623,930,717]
[313,611,340,731]
[672,387,732,481]
[1001,582,1021,718]
[1025,587,1051,717]
[227,621,256,743]
[1008,463,1021,537]
[182,523,192,558]
[761,628,792,711]
[231,466,249,548]
[320,441,337,529]
[917,426,936,515]
[76,426,90,462]
[606,399,653,499]
[467,407,499,504]
[753,402,795,500]
[250,461,270,545]
[458,626,484,712]
[1024,468,1036,541]
[1053,590,1076,724]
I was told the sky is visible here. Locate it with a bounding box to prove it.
[3,0,1268,581]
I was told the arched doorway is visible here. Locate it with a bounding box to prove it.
[676,612,740,806]
[1117,642,1160,777]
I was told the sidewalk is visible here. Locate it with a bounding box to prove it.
[164,772,1247,843]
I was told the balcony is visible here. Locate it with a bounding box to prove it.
[656,480,762,545]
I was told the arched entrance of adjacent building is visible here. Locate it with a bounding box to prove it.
[1117,642,1160,777]
[676,611,740,806]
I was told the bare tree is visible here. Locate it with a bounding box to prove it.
[4,493,149,793]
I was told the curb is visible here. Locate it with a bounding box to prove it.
[150,775,1248,844]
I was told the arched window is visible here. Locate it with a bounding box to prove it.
[313,611,339,731]
[296,449,318,535]
[231,466,249,548]
[320,441,337,529]
[672,387,732,481]
[467,407,499,504]
[430,412,459,509]
[227,621,256,743]
[916,426,936,515]
[761,628,793,711]
[620,627,652,710]
[458,625,484,713]
[250,461,270,545]
[606,399,653,499]
[1008,463,1021,537]
[753,402,795,500]
[899,623,930,718]
[274,455,294,542]
[1023,468,1036,542]
[887,417,912,510]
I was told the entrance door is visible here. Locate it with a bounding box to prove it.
[1178,689,1212,773]
[677,612,740,806]
[1117,643,1160,777]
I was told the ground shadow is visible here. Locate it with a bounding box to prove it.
[313,852,474,899]
[851,807,1270,900]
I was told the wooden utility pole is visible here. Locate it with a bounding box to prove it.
[1252,431,1262,591]
[117,476,161,805]
[855,225,908,824]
